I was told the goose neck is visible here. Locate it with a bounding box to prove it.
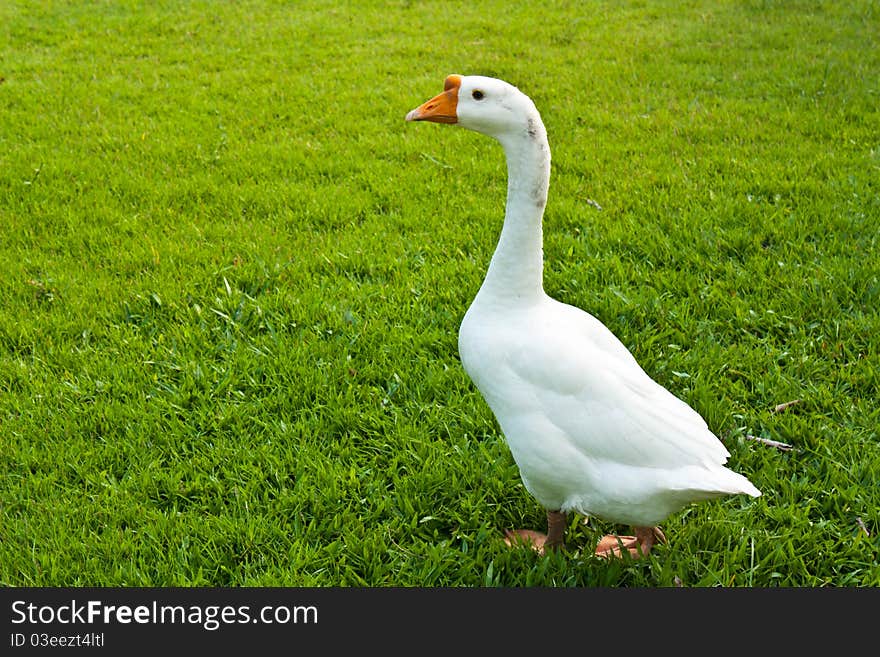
[479,119,551,304]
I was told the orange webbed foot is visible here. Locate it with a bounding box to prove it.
[594,527,666,559]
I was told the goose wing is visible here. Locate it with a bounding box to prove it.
[505,300,732,470]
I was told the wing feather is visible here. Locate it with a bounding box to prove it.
[505,300,731,469]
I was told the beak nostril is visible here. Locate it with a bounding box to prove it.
[408,84,458,124]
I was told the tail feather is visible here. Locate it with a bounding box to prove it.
[676,465,762,499]
[709,466,761,498]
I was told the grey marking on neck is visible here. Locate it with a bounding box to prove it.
[532,187,547,207]
[527,117,537,140]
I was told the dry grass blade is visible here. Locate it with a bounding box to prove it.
[856,517,870,537]
[773,399,802,413]
[745,434,796,451]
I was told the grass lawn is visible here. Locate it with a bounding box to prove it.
[1,0,878,586]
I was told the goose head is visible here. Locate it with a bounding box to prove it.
[406,75,541,141]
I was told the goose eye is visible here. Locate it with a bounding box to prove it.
[472,90,485,100]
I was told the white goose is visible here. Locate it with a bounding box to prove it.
[406,75,761,558]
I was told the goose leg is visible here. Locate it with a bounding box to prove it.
[503,509,567,555]
[595,526,667,559]
[544,509,566,552]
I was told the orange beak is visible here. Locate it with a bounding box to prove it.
[405,75,461,124]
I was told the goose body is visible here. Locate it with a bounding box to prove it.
[407,75,760,556]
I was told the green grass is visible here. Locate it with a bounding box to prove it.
[1,0,878,586]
